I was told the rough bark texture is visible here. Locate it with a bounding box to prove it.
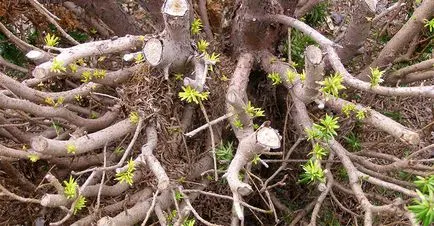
[142,0,193,78]
[294,0,323,18]
[336,0,376,64]
[71,0,143,36]
[138,0,166,32]
[299,45,324,103]
[231,0,283,53]
[358,0,434,80]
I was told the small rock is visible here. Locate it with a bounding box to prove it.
[34,217,45,226]
[330,12,344,25]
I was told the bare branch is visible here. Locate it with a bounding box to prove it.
[357,0,434,80]
[31,118,136,156]
[325,97,420,145]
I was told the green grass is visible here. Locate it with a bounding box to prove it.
[382,111,403,122]
[0,33,27,66]
[318,209,341,226]
[284,29,316,68]
[343,132,361,151]
[304,1,329,27]
[68,30,89,43]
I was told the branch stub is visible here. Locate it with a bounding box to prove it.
[163,0,188,16]
[143,38,163,66]
[256,126,281,149]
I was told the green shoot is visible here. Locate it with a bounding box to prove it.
[251,154,261,165]
[306,114,340,141]
[191,18,203,35]
[81,71,92,83]
[73,195,86,214]
[220,74,229,81]
[318,114,340,140]
[63,176,78,199]
[233,117,243,129]
[343,132,362,151]
[342,103,356,117]
[206,52,220,71]
[52,121,62,136]
[369,67,384,87]
[216,142,234,162]
[182,218,196,226]
[383,111,403,122]
[287,29,316,66]
[129,112,140,124]
[44,96,64,108]
[66,143,77,154]
[306,126,323,141]
[245,101,265,118]
[77,58,86,66]
[93,69,107,79]
[174,73,184,81]
[304,1,328,26]
[114,147,125,155]
[253,123,260,130]
[174,191,184,201]
[56,96,64,106]
[69,63,78,73]
[44,33,59,47]
[319,73,346,98]
[97,55,106,62]
[408,190,434,226]
[309,143,328,160]
[50,58,66,73]
[44,97,55,106]
[286,69,298,84]
[414,175,434,194]
[178,176,186,184]
[299,159,325,184]
[178,86,210,104]
[115,159,136,185]
[206,52,220,63]
[424,18,434,32]
[267,72,282,85]
[135,53,144,63]
[355,109,367,120]
[299,70,306,82]
[74,94,82,102]
[197,39,209,53]
[166,210,178,223]
[28,153,40,162]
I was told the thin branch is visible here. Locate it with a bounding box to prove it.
[178,187,222,226]
[0,183,41,204]
[0,55,28,73]
[373,1,405,23]
[95,143,108,211]
[197,0,214,40]
[182,189,272,214]
[72,116,144,174]
[28,0,79,45]
[261,137,303,191]
[199,101,218,181]
[141,190,160,226]
[185,113,233,137]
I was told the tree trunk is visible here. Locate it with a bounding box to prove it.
[72,0,143,36]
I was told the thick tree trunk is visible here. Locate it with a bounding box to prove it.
[357,0,434,80]
[71,0,143,36]
[138,0,165,32]
[336,0,376,64]
[231,0,283,54]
